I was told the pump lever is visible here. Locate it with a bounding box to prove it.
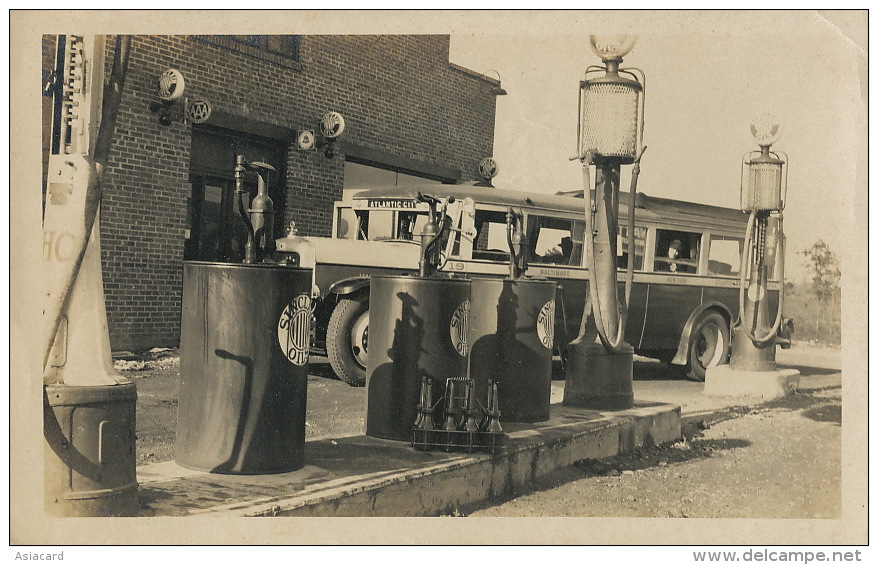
[249,161,276,173]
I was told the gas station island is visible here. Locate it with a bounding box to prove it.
[41,34,797,518]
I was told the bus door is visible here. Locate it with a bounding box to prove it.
[639,227,705,351]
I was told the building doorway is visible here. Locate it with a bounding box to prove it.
[186,125,286,261]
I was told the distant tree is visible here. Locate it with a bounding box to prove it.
[800,240,841,341]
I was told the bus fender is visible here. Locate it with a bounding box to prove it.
[671,301,733,365]
[328,276,371,297]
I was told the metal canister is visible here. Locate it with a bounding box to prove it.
[468,277,557,423]
[365,275,471,441]
[176,261,312,474]
[44,382,139,516]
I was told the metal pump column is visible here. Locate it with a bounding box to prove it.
[563,35,646,410]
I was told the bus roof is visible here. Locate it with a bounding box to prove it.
[348,182,748,228]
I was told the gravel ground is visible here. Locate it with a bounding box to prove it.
[466,385,842,518]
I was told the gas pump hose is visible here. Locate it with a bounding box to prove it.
[577,147,644,353]
[735,211,786,344]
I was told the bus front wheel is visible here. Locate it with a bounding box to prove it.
[686,311,730,382]
[326,294,369,387]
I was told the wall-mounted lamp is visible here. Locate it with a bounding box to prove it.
[149,68,186,126]
[296,111,346,158]
[476,157,499,186]
[477,69,507,96]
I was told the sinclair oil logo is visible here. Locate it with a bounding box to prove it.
[278,294,312,365]
[449,300,470,357]
[536,300,555,349]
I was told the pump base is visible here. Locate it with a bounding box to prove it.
[704,365,800,399]
[44,381,139,517]
[730,329,777,372]
[562,341,634,410]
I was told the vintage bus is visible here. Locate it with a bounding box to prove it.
[275,182,786,386]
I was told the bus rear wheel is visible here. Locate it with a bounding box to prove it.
[326,294,369,387]
[686,311,730,382]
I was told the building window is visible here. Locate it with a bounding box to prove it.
[194,35,300,67]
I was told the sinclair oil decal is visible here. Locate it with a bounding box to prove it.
[450,300,470,356]
[278,294,312,365]
[536,300,556,349]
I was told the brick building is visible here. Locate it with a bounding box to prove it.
[42,34,501,350]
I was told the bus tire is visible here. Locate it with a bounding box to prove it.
[326,293,369,387]
[686,311,730,382]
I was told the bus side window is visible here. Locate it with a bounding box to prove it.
[654,229,701,274]
[336,207,359,239]
[528,215,574,265]
[471,209,509,262]
[617,224,646,270]
[354,210,369,240]
[707,234,743,276]
[569,220,585,266]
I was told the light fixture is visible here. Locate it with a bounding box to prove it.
[296,111,346,158]
[741,114,787,212]
[589,35,638,62]
[577,35,644,163]
[149,68,186,126]
[478,69,507,96]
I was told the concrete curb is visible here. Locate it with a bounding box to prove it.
[137,402,681,517]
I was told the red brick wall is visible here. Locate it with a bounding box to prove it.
[43,34,498,350]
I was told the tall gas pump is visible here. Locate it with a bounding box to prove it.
[705,115,799,398]
[42,35,138,516]
[563,35,646,410]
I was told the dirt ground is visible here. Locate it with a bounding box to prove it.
[119,351,364,466]
[466,385,842,518]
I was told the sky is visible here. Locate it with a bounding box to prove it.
[447,11,867,283]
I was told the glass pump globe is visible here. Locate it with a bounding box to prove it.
[589,35,638,61]
[750,113,782,148]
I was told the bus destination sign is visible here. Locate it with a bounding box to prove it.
[359,198,419,210]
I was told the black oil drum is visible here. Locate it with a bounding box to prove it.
[468,277,557,423]
[176,261,312,474]
[44,381,139,517]
[365,276,471,441]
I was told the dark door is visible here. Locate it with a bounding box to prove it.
[186,125,286,261]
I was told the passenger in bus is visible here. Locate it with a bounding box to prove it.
[660,239,699,273]
[560,236,574,264]
[665,239,684,272]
